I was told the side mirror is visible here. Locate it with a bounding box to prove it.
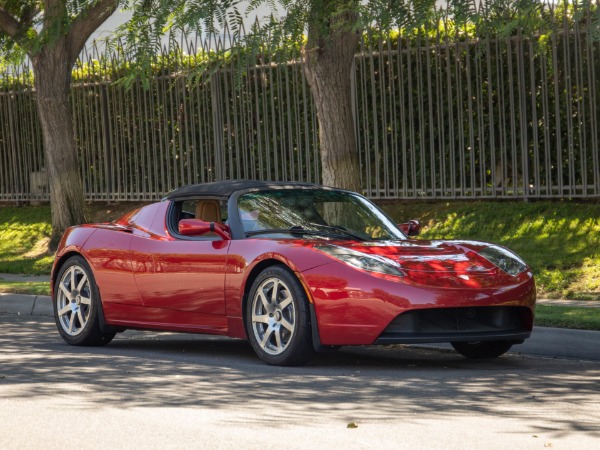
[398,219,421,237]
[178,219,230,240]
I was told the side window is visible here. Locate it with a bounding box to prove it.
[180,201,196,220]
[170,198,228,240]
[174,199,228,226]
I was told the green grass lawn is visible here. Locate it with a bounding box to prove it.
[0,202,144,276]
[0,205,54,275]
[0,281,51,296]
[534,305,600,331]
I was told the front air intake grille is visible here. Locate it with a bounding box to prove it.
[375,306,532,344]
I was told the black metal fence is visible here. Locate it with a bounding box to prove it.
[1,2,599,201]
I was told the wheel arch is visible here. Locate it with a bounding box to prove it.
[51,251,86,291]
[241,259,289,326]
[240,258,325,352]
[52,251,119,335]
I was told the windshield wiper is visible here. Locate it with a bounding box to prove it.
[245,225,365,241]
[304,223,366,241]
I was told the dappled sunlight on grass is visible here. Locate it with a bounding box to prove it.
[535,305,600,330]
[33,255,54,270]
[0,203,150,276]
[0,281,51,295]
[0,206,53,275]
[566,257,600,300]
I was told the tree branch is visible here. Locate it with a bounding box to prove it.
[67,0,119,64]
[0,5,38,49]
[0,7,21,37]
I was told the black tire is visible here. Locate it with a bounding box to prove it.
[245,265,314,366]
[451,341,513,359]
[53,255,116,346]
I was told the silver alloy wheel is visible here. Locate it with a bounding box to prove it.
[251,277,296,355]
[56,264,92,336]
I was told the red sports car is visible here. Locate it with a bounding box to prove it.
[52,180,536,365]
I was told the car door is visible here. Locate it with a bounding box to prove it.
[130,198,230,317]
[132,238,229,315]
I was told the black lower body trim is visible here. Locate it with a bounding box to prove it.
[375,330,531,345]
[375,306,533,345]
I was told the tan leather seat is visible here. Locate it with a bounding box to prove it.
[195,200,221,222]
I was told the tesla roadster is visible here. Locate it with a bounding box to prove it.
[52,180,536,365]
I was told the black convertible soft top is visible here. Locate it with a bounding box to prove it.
[165,180,322,201]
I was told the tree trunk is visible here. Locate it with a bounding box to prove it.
[32,40,86,250]
[304,1,361,192]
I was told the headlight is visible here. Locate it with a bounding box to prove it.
[479,245,527,276]
[315,245,404,277]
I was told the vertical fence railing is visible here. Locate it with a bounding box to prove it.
[1,1,599,202]
[354,6,600,199]
[0,66,45,201]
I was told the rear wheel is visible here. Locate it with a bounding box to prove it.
[246,266,314,366]
[451,341,513,359]
[54,256,115,346]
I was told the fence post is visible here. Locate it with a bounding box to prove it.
[100,84,113,199]
[350,58,362,193]
[210,73,225,181]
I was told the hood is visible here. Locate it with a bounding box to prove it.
[314,239,525,288]
[343,240,495,274]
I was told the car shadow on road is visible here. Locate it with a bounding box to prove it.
[1,315,599,439]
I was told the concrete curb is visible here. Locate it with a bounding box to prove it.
[32,295,53,316]
[0,293,52,317]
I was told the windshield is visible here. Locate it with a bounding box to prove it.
[237,189,405,241]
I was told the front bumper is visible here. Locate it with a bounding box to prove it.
[374,306,532,344]
[302,263,536,346]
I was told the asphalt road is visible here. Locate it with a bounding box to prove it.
[1,314,599,449]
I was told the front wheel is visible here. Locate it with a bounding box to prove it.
[451,341,513,359]
[245,266,314,366]
[54,255,115,346]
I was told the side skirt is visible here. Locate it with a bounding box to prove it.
[103,302,229,335]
